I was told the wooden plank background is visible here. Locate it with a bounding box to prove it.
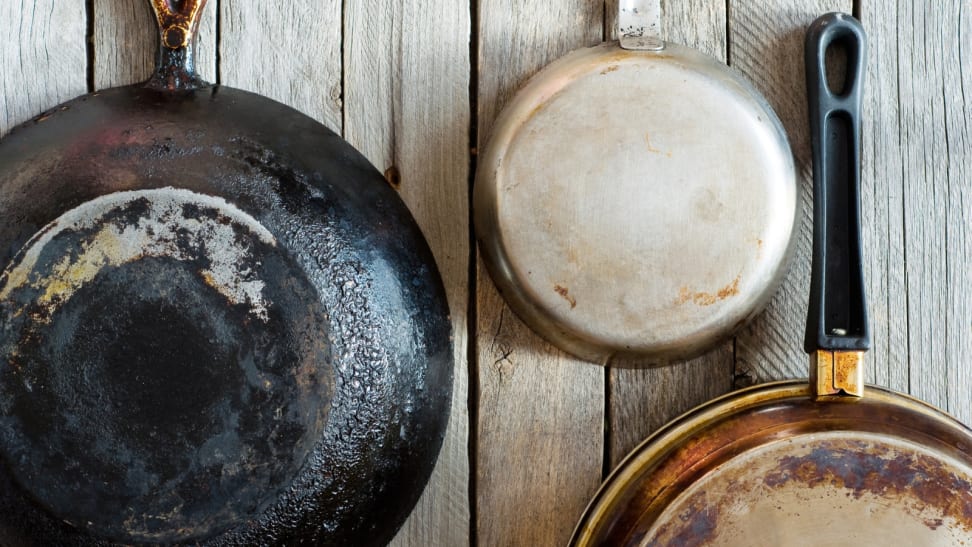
[0,0,969,545]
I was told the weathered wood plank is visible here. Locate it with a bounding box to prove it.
[605,0,735,469]
[476,304,605,546]
[868,0,972,421]
[343,1,472,545]
[859,1,909,393]
[731,0,852,385]
[93,0,216,89]
[219,1,341,133]
[0,1,87,135]
[941,0,972,424]
[476,1,605,545]
[895,0,950,413]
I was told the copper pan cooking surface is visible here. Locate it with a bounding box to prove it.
[574,382,972,545]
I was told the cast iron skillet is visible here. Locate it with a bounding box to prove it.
[0,1,452,545]
[571,14,972,545]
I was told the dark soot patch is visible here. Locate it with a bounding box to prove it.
[0,252,334,543]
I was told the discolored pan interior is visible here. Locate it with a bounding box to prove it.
[572,383,972,546]
[474,40,797,365]
[0,82,452,546]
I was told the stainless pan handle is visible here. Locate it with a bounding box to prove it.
[619,0,663,51]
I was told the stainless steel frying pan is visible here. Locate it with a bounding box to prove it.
[475,0,798,364]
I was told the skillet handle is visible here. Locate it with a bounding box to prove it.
[618,0,664,51]
[146,0,210,91]
[804,13,869,396]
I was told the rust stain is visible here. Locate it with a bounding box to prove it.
[763,441,972,529]
[645,133,673,158]
[717,276,741,299]
[602,50,637,65]
[554,284,576,309]
[675,276,741,307]
[601,64,620,75]
[294,341,328,399]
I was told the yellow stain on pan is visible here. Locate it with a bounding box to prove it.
[0,187,277,323]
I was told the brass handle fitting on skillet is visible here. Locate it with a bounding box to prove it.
[804,13,868,401]
[147,0,209,91]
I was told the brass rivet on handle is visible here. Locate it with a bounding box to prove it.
[163,24,189,49]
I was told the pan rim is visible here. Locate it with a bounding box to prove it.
[570,380,972,545]
[474,40,798,365]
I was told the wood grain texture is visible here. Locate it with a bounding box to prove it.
[476,303,605,546]
[0,0,86,135]
[219,0,341,133]
[93,0,216,89]
[606,0,735,469]
[476,1,605,545]
[895,0,949,414]
[859,0,909,394]
[343,1,472,545]
[875,0,972,421]
[941,0,972,424]
[730,0,851,384]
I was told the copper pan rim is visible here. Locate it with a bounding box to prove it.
[571,381,972,546]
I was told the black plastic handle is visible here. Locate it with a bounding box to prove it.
[804,12,870,354]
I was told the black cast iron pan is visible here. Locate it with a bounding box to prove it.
[0,1,452,545]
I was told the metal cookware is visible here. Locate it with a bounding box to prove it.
[474,0,797,364]
[0,2,452,545]
[571,13,972,545]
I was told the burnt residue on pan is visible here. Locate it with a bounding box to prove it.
[762,440,972,520]
[0,83,453,546]
[0,188,334,543]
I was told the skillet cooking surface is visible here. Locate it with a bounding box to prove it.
[0,79,451,546]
